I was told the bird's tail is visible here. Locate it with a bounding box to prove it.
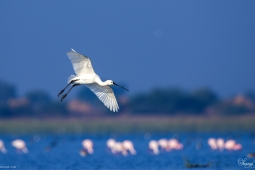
[68,75,77,83]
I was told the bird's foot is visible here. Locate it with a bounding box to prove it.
[61,94,67,102]
[58,89,65,97]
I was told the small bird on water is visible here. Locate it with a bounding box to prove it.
[58,49,128,112]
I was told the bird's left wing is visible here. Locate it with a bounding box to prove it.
[66,49,95,75]
[85,83,119,112]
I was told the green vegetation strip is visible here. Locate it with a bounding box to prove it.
[0,116,254,134]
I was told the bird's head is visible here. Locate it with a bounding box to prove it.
[106,80,129,91]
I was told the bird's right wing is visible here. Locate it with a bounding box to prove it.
[66,49,95,75]
[85,83,119,112]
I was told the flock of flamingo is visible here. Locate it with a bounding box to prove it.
[207,138,242,151]
[0,137,245,156]
[0,139,28,154]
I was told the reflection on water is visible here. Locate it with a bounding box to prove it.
[0,132,254,170]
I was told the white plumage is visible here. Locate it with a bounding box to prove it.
[148,140,159,155]
[106,139,136,156]
[67,49,95,76]
[122,140,136,155]
[58,49,128,112]
[158,138,168,151]
[86,83,119,112]
[81,139,94,154]
[11,139,28,153]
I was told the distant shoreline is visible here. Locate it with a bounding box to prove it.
[0,115,254,134]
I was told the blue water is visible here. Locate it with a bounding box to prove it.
[0,132,255,170]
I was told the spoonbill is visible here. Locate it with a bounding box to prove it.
[58,49,128,112]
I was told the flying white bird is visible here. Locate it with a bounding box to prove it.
[58,49,128,112]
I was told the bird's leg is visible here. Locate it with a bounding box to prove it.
[58,79,79,97]
[61,83,80,102]
[58,84,70,97]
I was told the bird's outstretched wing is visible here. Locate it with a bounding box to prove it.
[66,49,95,75]
[85,83,119,112]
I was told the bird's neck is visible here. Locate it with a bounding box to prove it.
[97,81,108,86]
[95,77,108,86]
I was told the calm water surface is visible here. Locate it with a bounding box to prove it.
[0,132,254,170]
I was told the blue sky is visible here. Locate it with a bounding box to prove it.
[0,1,255,98]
